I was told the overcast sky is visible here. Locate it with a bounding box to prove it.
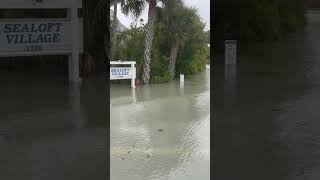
[113,0,210,30]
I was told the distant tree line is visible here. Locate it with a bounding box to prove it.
[110,0,209,84]
[213,0,306,51]
[308,0,320,8]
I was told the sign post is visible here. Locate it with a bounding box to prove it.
[69,2,81,82]
[180,74,184,86]
[224,40,237,85]
[131,63,136,88]
[110,61,136,88]
[225,40,237,65]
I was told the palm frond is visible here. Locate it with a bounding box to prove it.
[120,0,145,17]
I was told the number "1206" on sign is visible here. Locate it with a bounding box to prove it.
[24,45,43,51]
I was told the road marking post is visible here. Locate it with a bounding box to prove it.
[180,74,184,84]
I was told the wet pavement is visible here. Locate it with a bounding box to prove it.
[110,68,210,180]
[213,11,320,180]
[0,72,107,180]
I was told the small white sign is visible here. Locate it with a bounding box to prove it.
[110,67,133,80]
[110,61,136,88]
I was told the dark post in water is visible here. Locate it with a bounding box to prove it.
[225,40,237,65]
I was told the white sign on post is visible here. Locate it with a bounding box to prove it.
[110,61,136,88]
[0,19,72,56]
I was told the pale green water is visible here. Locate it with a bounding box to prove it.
[110,68,210,180]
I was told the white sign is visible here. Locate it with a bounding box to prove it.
[110,67,133,80]
[0,19,78,56]
[110,61,136,88]
[0,1,83,83]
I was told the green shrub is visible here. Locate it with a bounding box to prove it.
[213,0,306,51]
[114,3,208,82]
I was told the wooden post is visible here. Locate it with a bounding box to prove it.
[180,74,184,84]
[131,63,136,88]
[225,40,237,84]
[69,2,81,83]
[225,40,237,65]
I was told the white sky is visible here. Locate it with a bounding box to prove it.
[113,0,210,30]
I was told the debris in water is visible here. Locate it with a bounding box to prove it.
[128,151,131,154]
[271,108,282,112]
[158,129,164,132]
[122,157,125,160]
[256,71,280,77]
[147,154,150,158]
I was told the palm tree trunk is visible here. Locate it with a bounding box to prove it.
[111,2,118,61]
[168,39,180,78]
[142,0,157,84]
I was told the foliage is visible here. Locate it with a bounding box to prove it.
[120,0,146,18]
[206,30,210,44]
[151,71,171,84]
[177,39,208,75]
[83,0,108,56]
[173,7,208,75]
[213,0,306,51]
[114,2,208,83]
[113,23,146,78]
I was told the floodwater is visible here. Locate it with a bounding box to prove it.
[0,72,107,180]
[213,11,320,180]
[110,67,210,180]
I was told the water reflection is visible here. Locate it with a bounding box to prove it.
[179,83,185,96]
[132,88,137,103]
[69,83,86,129]
[0,72,107,180]
[213,11,320,180]
[225,64,237,84]
[111,69,210,180]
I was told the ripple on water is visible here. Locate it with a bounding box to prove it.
[111,70,210,180]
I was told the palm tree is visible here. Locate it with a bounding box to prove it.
[121,0,182,84]
[110,0,125,60]
[161,6,200,78]
[120,0,148,83]
[141,0,157,84]
[111,1,118,61]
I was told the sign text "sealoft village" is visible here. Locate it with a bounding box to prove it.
[3,23,63,44]
[111,68,130,76]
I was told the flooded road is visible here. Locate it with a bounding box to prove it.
[110,68,210,180]
[213,11,320,180]
[0,72,107,180]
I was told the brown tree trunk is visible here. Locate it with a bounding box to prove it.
[168,39,180,78]
[111,2,118,61]
[142,0,157,84]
